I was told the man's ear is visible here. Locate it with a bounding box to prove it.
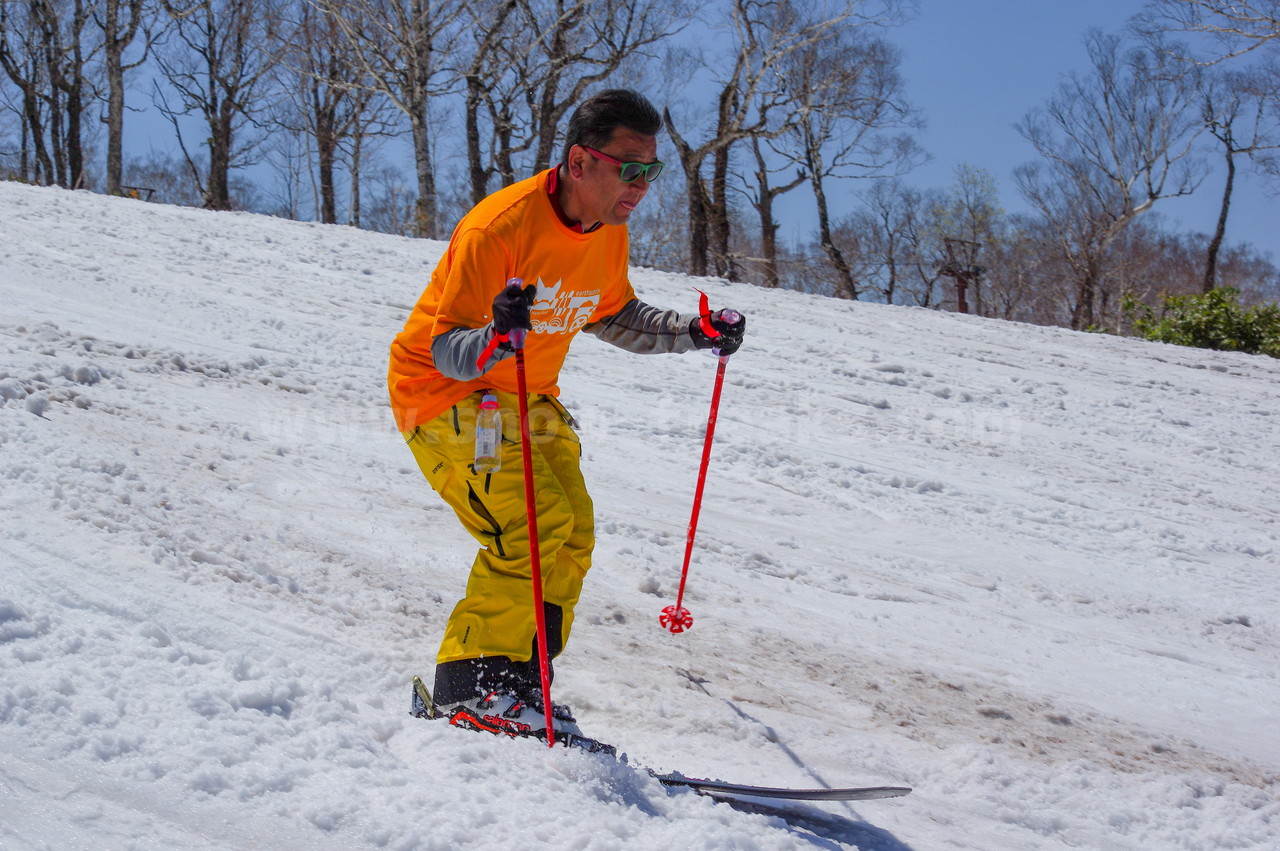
[565,144,587,179]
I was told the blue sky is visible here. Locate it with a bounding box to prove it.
[882,0,1278,262]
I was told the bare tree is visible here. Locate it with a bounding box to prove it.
[0,88,19,166]
[0,0,55,181]
[51,0,92,188]
[743,135,804,287]
[450,0,684,208]
[274,0,395,224]
[340,85,396,227]
[156,0,287,210]
[521,0,684,172]
[98,0,152,195]
[456,0,518,204]
[361,160,415,234]
[844,178,940,306]
[1015,31,1205,330]
[626,176,694,271]
[1198,69,1280,290]
[665,0,860,279]
[1142,0,1280,64]
[732,4,917,293]
[1139,2,1280,290]
[0,0,96,187]
[982,214,1061,324]
[774,10,920,299]
[933,164,1003,314]
[314,0,465,237]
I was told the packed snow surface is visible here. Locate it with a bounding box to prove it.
[2,182,1277,849]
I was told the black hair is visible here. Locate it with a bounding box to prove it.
[562,89,663,161]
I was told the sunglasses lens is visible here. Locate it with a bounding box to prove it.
[619,163,645,182]
[643,162,664,182]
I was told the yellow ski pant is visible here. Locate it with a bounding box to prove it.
[403,391,593,667]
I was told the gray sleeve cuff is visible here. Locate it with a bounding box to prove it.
[430,325,514,380]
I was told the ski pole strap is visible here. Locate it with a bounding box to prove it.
[696,288,721,341]
[475,330,510,373]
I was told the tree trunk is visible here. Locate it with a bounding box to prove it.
[104,0,125,194]
[206,104,234,210]
[811,167,857,299]
[496,110,515,186]
[1203,148,1235,294]
[101,0,145,196]
[664,108,714,276]
[756,174,780,289]
[534,73,562,173]
[684,176,710,277]
[316,104,338,224]
[66,0,87,188]
[408,0,437,237]
[20,102,30,179]
[49,64,67,186]
[349,130,363,227]
[464,73,487,204]
[19,83,54,183]
[749,138,789,289]
[710,143,733,280]
[65,78,84,187]
[461,0,515,204]
[410,114,437,237]
[709,85,736,280]
[531,0,582,172]
[28,98,53,183]
[41,0,89,188]
[1072,265,1099,330]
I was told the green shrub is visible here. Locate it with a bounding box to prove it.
[1124,288,1280,358]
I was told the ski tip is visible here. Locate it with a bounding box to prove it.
[652,771,914,802]
[853,786,913,800]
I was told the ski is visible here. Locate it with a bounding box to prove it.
[410,676,911,802]
[650,773,912,802]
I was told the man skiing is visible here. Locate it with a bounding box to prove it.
[388,89,746,745]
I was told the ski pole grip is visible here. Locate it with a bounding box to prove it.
[503,277,527,350]
[711,309,741,357]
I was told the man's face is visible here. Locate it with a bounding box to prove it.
[569,126,660,228]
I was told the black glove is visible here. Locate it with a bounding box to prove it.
[492,282,536,336]
[690,308,746,356]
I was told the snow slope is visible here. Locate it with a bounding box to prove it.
[2,181,1277,850]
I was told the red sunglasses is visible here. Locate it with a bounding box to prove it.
[580,146,665,183]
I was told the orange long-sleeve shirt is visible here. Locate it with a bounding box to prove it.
[389,169,637,432]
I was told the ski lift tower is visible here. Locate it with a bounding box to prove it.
[937,238,983,315]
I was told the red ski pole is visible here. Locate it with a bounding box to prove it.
[508,297,557,747]
[661,309,739,634]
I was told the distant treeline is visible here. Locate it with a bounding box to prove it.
[2,0,1278,334]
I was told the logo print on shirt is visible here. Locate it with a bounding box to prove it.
[531,278,599,335]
